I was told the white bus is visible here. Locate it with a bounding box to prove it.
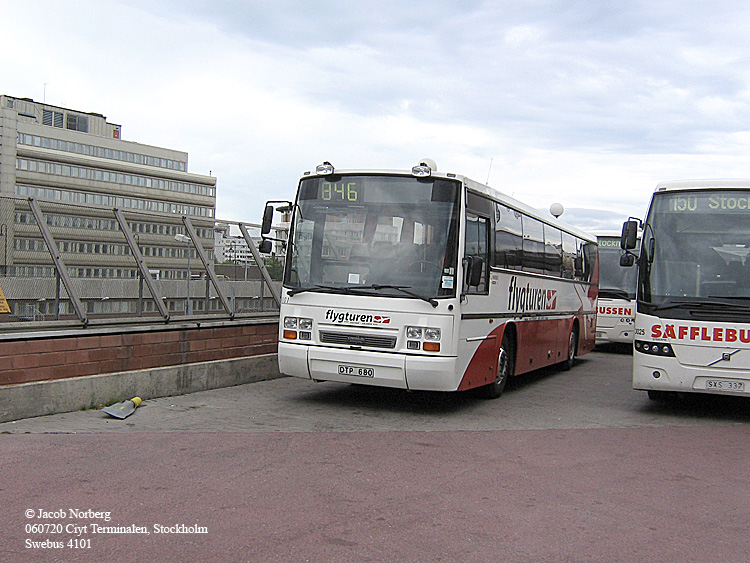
[621,179,750,399]
[596,234,638,344]
[261,160,598,398]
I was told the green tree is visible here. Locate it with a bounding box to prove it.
[263,257,284,280]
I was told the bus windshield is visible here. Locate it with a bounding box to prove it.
[598,237,637,300]
[284,174,460,299]
[640,189,750,317]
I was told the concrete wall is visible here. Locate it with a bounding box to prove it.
[0,319,282,422]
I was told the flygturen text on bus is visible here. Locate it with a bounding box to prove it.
[260,160,599,398]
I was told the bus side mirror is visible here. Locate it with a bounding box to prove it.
[259,240,272,254]
[621,220,638,250]
[261,205,274,235]
[619,253,635,267]
[466,256,484,287]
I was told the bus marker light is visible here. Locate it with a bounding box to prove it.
[423,342,440,352]
[407,341,420,350]
[283,330,298,340]
[316,161,335,175]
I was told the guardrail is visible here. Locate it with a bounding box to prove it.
[0,195,285,332]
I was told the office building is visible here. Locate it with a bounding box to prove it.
[0,94,216,282]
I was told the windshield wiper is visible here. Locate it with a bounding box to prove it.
[348,284,439,308]
[655,298,750,312]
[287,284,357,297]
[599,289,632,300]
[288,283,439,307]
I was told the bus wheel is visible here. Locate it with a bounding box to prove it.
[562,325,578,371]
[480,332,514,399]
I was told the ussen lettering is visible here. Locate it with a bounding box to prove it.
[507,276,557,313]
[598,306,633,316]
[651,323,750,343]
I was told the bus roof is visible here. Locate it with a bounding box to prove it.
[300,167,596,243]
[655,179,750,192]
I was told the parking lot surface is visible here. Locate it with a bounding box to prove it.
[2,347,749,562]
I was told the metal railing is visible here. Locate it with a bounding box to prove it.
[0,195,285,331]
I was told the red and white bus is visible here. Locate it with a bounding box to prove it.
[621,179,750,399]
[596,234,638,344]
[261,160,598,398]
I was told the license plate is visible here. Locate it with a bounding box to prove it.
[338,364,374,378]
[706,379,745,391]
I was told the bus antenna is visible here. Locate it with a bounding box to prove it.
[485,158,494,184]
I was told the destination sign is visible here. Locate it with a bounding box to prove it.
[300,179,364,202]
[664,192,750,213]
[320,180,363,202]
[298,175,458,206]
[597,238,621,247]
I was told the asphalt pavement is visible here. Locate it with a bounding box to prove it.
[2,346,749,563]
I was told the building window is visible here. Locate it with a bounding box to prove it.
[43,109,64,128]
[66,113,89,132]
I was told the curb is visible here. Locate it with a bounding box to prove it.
[0,353,282,423]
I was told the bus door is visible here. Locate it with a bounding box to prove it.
[458,194,499,388]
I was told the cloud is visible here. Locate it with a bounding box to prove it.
[3,1,750,228]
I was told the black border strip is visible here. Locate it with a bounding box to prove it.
[462,310,596,320]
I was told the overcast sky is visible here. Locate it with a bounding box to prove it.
[3,1,750,231]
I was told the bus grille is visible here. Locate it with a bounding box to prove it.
[319,331,397,349]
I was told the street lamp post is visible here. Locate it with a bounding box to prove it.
[174,233,192,315]
[0,224,7,276]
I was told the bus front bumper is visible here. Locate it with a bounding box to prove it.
[634,354,750,396]
[278,342,459,391]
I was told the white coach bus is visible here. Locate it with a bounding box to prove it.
[596,234,638,344]
[621,179,750,399]
[261,160,598,398]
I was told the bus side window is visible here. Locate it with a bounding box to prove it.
[494,203,523,269]
[561,232,577,279]
[522,216,545,274]
[465,213,489,294]
[544,224,563,277]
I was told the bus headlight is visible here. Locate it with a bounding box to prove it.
[406,326,441,352]
[634,340,675,357]
[284,316,313,340]
[424,328,441,341]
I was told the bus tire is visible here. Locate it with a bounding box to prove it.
[481,332,514,399]
[562,324,578,371]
